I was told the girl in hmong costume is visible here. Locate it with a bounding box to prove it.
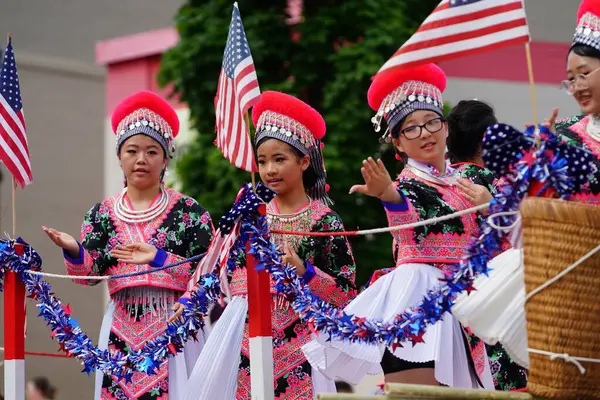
[175,91,357,399]
[447,100,528,392]
[43,91,214,399]
[304,64,495,389]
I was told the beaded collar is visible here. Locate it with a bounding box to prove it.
[266,198,312,252]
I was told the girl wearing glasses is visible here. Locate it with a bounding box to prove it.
[304,64,495,389]
[555,0,600,204]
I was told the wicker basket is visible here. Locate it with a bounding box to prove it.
[521,197,600,399]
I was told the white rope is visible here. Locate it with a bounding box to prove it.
[528,348,600,375]
[525,244,600,303]
[353,202,490,236]
[21,202,490,280]
[23,270,115,281]
[487,210,521,232]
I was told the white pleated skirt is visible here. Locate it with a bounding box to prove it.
[452,248,529,368]
[182,295,336,400]
[302,263,495,389]
[94,300,206,400]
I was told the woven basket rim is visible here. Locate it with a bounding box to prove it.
[520,197,600,227]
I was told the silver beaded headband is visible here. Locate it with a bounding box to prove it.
[372,80,444,143]
[115,108,176,158]
[573,12,600,52]
[255,110,316,153]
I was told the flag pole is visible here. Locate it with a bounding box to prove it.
[244,112,257,188]
[4,33,27,400]
[524,42,539,128]
[12,178,16,238]
[5,160,27,400]
[246,205,274,400]
[244,110,274,400]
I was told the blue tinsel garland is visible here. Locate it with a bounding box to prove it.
[0,182,275,381]
[0,238,220,382]
[237,124,597,348]
[1,124,596,378]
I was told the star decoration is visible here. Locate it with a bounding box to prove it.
[81,364,94,376]
[62,303,72,315]
[408,322,422,335]
[167,343,178,355]
[409,332,425,347]
[391,341,403,352]
[464,283,477,295]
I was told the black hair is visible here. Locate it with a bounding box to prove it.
[255,137,318,189]
[446,100,497,163]
[29,377,56,399]
[389,123,408,164]
[209,302,226,325]
[569,43,600,60]
[390,118,406,140]
[334,381,354,393]
[117,134,169,159]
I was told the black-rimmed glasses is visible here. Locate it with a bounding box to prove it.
[399,117,445,140]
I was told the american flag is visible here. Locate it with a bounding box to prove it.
[214,3,260,172]
[187,229,237,297]
[0,39,32,188]
[378,0,530,75]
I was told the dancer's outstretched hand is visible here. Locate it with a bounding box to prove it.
[111,243,158,265]
[42,226,79,257]
[349,157,401,203]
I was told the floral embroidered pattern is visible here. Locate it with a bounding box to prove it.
[557,115,600,204]
[379,165,495,383]
[231,199,356,399]
[386,168,481,266]
[64,187,213,399]
[486,343,528,392]
[65,188,213,294]
[454,163,496,192]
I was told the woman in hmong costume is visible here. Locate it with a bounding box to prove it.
[43,91,213,399]
[555,0,600,204]
[171,91,356,399]
[304,64,494,389]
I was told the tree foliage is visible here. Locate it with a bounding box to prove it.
[159,0,439,286]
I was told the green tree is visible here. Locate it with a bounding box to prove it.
[159,0,439,286]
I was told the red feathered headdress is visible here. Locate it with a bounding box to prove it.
[252,91,331,204]
[367,64,446,142]
[577,0,600,22]
[573,0,600,53]
[252,91,326,145]
[111,90,180,157]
